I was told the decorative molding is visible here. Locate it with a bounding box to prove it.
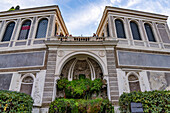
[98,50,106,57]
[58,50,64,57]
[33,77,41,105]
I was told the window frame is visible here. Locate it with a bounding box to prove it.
[115,18,126,39]
[130,21,142,40]
[1,21,16,42]
[144,23,156,42]
[18,19,32,40]
[35,18,49,39]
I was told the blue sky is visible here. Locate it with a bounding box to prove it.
[0,0,170,36]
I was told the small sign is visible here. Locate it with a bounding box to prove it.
[131,102,144,113]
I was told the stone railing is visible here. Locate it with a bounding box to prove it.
[55,36,106,41]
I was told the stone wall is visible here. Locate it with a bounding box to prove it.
[0,74,12,90]
[147,72,170,90]
[0,51,46,69]
[117,50,170,68]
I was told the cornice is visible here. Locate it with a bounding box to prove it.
[0,5,58,17]
[45,40,118,47]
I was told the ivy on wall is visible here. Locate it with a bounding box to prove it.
[57,78,104,99]
[119,90,170,112]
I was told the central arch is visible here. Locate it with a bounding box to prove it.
[55,51,108,77]
[54,51,111,101]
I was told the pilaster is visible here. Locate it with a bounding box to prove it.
[106,50,119,105]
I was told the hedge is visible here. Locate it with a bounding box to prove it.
[119,90,170,113]
[49,98,114,113]
[0,90,33,113]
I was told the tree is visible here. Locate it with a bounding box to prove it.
[9,6,15,11]
[15,5,20,10]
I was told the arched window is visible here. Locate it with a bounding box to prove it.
[106,23,110,37]
[54,23,57,36]
[20,76,33,95]
[35,19,48,38]
[2,22,15,42]
[128,75,141,92]
[130,21,141,40]
[144,23,156,42]
[115,19,126,38]
[18,20,31,40]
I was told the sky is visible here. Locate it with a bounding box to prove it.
[0,0,170,36]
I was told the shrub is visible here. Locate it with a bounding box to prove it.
[57,78,103,99]
[119,90,170,113]
[49,98,114,113]
[0,90,33,113]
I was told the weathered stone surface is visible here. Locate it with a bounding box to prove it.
[42,50,57,107]
[158,25,170,43]
[106,50,119,103]
[118,50,170,68]
[0,51,45,69]
[147,72,169,90]
[0,74,12,90]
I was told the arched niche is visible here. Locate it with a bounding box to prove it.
[60,54,103,81]
[20,73,35,96]
[127,72,141,92]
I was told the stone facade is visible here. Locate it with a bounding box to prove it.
[0,5,169,113]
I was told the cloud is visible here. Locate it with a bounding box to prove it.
[110,0,122,4]
[0,0,56,11]
[123,0,142,8]
[0,0,169,36]
[65,0,111,36]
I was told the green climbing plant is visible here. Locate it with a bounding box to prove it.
[57,78,103,99]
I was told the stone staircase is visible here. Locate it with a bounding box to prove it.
[106,50,119,105]
[42,50,57,107]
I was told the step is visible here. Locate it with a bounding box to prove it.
[45,73,55,77]
[47,66,55,70]
[48,54,56,57]
[48,55,56,59]
[108,69,117,73]
[110,91,119,95]
[42,101,51,107]
[47,61,56,65]
[42,97,52,101]
[46,70,55,74]
[107,66,116,69]
[109,77,117,81]
[45,78,54,82]
[109,81,118,84]
[107,57,115,61]
[110,86,118,90]
[111,95,119,100]
[43,92,53,97]
[109,73,117,77]
[44,82,54,87]
[110,82,118,86]
[111,100,119,105]
[48,51,57,54]
[44,87,54,92]
[48,57,56,61]
[107,61,115,66]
